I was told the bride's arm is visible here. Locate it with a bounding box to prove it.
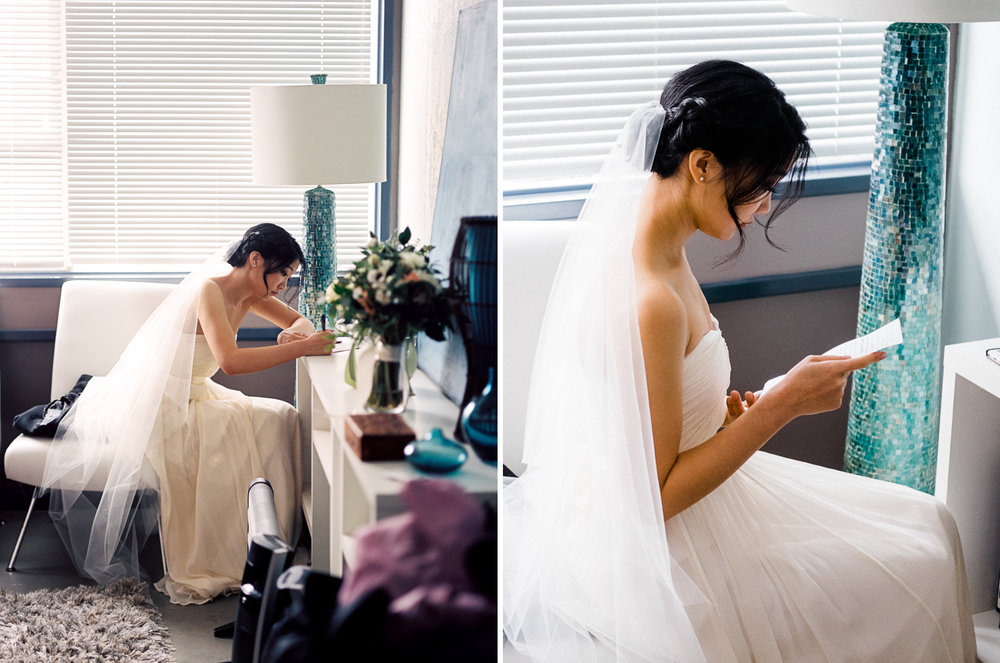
[638,286,884,521]
[199,280,332,375]
[250,295,315,343]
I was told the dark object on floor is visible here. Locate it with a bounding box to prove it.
[220,478,294,663]
[12,374,92,437]
[260,567,390,663]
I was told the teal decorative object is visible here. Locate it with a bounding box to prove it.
[449,216,497,441]
[404,428,468,474]
[843,23,949,493]
[300,185,336,329]
[461,367,497,463]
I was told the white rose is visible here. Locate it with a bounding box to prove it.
[367,270,380,285]
[366,237,379,250]
[324,283,338,303]
[374,288,391,305]
[400,251,427,270]
[352,286,365,301]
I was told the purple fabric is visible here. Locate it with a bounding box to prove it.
[338,479,493,629]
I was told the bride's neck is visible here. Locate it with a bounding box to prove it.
[634,174,697,271]
[212,269,261,308]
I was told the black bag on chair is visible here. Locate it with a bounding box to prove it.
[12,374,92,438]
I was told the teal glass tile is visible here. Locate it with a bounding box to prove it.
[299,185,337,329]
[843,23,948,494]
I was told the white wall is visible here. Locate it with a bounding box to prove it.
[943,22,1000,345]
[687,191,868,283]
[397,0,487,245]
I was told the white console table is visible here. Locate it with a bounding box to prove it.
[935,336,1000,618]
[297,351,497,576]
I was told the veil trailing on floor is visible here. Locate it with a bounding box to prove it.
[503,102,707,661]
[41,245,234,584]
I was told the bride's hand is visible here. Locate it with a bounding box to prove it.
[724,390,758,425]
[300,331,337,356]
[766,351,886,418]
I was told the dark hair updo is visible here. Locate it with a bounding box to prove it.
[227,223,305,279]
[653,60,811,254]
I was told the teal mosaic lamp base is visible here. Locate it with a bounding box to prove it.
[299,185,337,329]
[843,23,948,494]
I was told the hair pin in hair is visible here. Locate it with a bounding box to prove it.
[666,96,708,123]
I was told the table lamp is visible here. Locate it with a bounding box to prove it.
[251,77,387,328]
[785,0,1000,492]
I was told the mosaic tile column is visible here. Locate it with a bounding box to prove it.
[299,185,337,329]
[844,23,948,494]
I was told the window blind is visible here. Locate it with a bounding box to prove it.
[1,0,377,271]
[503,0,888,194]
[0,1,66,268]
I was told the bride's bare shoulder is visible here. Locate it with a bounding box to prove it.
[197,277,227,311]
[635,274,686,344]
[199,276,223,295]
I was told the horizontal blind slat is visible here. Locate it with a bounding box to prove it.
[502,0,888,193]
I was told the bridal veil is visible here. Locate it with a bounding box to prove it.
[41,246,233,583]
[503,102,707,661]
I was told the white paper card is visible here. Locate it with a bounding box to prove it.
[761,318,902,393]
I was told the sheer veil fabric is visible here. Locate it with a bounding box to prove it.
[41,245,234,584]
[503,102,708,662]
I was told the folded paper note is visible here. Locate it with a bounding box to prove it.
[762,318,903,394]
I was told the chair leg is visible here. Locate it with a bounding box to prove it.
[157,494,168,579]
[7,487,41,572]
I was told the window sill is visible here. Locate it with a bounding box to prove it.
[504,163,872,221]
[0,272,301,288]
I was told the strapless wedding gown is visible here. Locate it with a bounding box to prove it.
[670,324,975,661]
[149,334,301,605]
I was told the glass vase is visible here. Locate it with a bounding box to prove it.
[365,339,410,413]
[461,367,497,463]
[404,428,468,474]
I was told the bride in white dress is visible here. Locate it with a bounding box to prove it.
[503,61,975,661]
[43,223,333,604]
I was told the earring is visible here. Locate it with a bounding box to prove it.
[699,176,705,182]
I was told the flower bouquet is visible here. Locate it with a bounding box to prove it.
[324,228,454,412]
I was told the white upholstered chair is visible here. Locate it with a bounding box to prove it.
[5,279,173,571]
[502,220,574,478]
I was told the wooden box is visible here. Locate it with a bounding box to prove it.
[344,413,416,461]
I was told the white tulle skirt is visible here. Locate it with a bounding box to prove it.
[668,450,976,662]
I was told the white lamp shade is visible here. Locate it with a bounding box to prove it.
[251,83,387,185]
[786,0,1000,22]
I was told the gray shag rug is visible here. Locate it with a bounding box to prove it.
[0,578,175,662]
